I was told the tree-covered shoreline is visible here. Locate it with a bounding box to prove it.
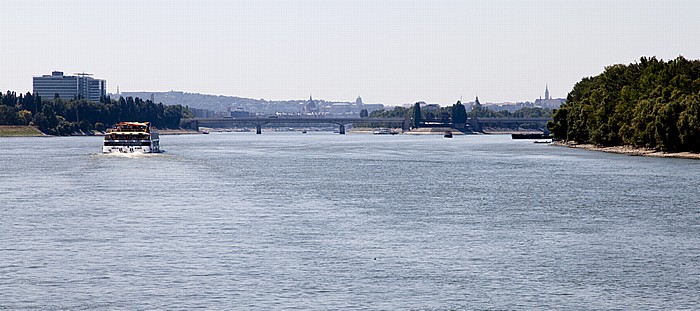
[548,56,700,152]
[0,91,192,135]
[370,101,551,130]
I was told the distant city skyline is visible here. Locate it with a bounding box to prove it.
[1,0,698,106]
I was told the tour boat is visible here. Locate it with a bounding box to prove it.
[103,122,161,153]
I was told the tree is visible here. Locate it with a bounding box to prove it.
[0,105,18,124]
[451,100,467,127]
[676,95,700,151]
[18,110,33,125]
[549,107,569,140]
[33,94,42,115]
[2,91,17,107]
[413,102,422,128]
[35,103,59,133]
[370,106,408,118]
[94,122,106,131]
[359,109,368,118]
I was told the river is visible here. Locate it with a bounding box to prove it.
[1,133,698,309]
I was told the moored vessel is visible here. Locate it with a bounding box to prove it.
[103,122,161,153]
[511,132,552,139]
[373,128,392,135]
[372,127,399,135]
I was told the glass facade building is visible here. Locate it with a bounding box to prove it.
[33,71,106,102]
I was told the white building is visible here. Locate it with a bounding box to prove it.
[33,71,106,102]
[534,85,565,109]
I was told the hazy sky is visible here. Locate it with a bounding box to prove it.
[1,0,698,105]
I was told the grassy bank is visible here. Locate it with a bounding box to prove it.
[0,125,45,137]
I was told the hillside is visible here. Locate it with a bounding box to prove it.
[117,91,371,115]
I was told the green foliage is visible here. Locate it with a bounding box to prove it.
[469,104,552,119]
[18,110,33,125]
[356,106,409,128]
[0,105,18,124]
[0,91,191,135]
[369,106,410,118]
[548,56,700,152]
[413,102,422,128]
[468,102,497,118]
[94,122,106,131]
[359,109,368,118]
[366,101,548,130]
[451,101,467,127]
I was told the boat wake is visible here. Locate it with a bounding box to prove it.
[99,151,165,158]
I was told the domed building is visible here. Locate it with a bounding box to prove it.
[305,95,319,113]
[355,96,363,106]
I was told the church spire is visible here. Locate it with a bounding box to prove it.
[545,85,550,100]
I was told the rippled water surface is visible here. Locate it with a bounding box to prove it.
[1,133,699,309]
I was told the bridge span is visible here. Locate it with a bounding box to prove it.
[469,117,551,132]
[180,116,551,134]
[181,117,410,134]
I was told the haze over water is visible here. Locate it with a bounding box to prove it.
[1,133,699,309]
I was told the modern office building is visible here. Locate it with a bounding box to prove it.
[33,71,106,102]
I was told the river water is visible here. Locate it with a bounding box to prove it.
[1,133,698,309]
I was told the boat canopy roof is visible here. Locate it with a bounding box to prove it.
[108,122,152,133]
[115,121,150,127]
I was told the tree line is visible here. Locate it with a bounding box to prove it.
[0,91,192,135]
[367,101,551,129]
[548,56,700,152]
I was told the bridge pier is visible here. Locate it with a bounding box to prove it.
[339,125,345,134]
[469,117,481,132]
[179,119,199,131]
[256,124,262,134]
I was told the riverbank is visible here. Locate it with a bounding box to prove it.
[553,141,700,159]
[0,126,201,137]
[158,129,201,135]
[348,127,401,134]
[482,130,542,135]
[405,127,471,135]
[0,126,45,137]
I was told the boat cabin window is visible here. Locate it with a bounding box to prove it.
[107,133,150,140]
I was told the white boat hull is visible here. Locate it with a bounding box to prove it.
[103,122,161,154]
[103,145,159,154]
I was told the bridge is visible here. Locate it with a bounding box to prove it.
[469,117,551,132]
[181,117,410,134]
[180,116,551,134]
